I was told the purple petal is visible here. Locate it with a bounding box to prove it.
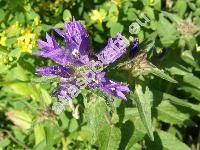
[34,33,73,65]
[96,33,129,65]
[100,79,130,100]
[116,90,127,100]
[55,19,91,56]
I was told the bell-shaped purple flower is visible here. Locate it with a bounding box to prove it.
[54,19,91,65]
[33,33,72,65]
[101,80,130,100]
[34,18,131,101]
[34,19,91,66]
[55,19,90,55]
[96,33,129,65]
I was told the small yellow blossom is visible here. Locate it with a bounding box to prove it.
[33,17,41,26]
[17,30,37,54]
[3,57,9,64]
[17,37,33,53]
[89,9,106,23]
[0,31,6,46]
[0,36,6,46]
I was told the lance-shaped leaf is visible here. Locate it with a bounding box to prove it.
[130,85,154,141]
[149,63,177,83]
[120,109,147,149]
[157,15,179,47]
[163,92,200,113]
[161,11,183,25]
[84,94,121,149]
[34,124,45,145]
[99,126,121,150]
[156,101,196,126]
[145,130,190,150]
[183,74,200,90]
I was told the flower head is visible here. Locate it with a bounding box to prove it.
[97,33,129,65]
[101,80,130,100]
[34,18,130,102]
[89,9,106,23]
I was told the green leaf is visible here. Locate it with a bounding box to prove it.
[157,15,179,47]
[161,11,183,25]
[33,140,46,150]
[153,0,161,11]
[163,93,200,113]
[127,8,137,21]
[122,116,146,150]
[139,32,157,52]
[145,130,190,150]
[185,35,197,50]
[34,124,46,145]
[84,93,121,149]
[144,6,155,20]
[181,50,198,68]
[6,110,33,130]
[63,9,72,21]
[130,85,154,141]
[68,118,79,133]
[0,9,5,22]
[167,64,191,76]
[156,101,195,125]
[110,22,124,36]
[107,5,118,23]
[99,126,121,150]
[173,0,187,17]
[0,138,11,148]
[183,74,200,89]
[179,86,200,101]
[150,64,177,83]
[45,123,55,148]
[36,85,52,106]
[84,94,108,143]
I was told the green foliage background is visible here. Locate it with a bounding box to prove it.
[0,0,199,149]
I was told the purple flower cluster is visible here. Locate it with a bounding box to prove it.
[33,18,131,102]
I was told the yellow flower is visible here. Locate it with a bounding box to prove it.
[0,31,6,46]
[33,17,41,26]
[17,30,36,54]
[89,9,106,23]
[0,36,6,46]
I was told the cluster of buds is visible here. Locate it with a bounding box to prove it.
[119,52,151,77]
[0,54,15,68]
[177,20,198,36]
